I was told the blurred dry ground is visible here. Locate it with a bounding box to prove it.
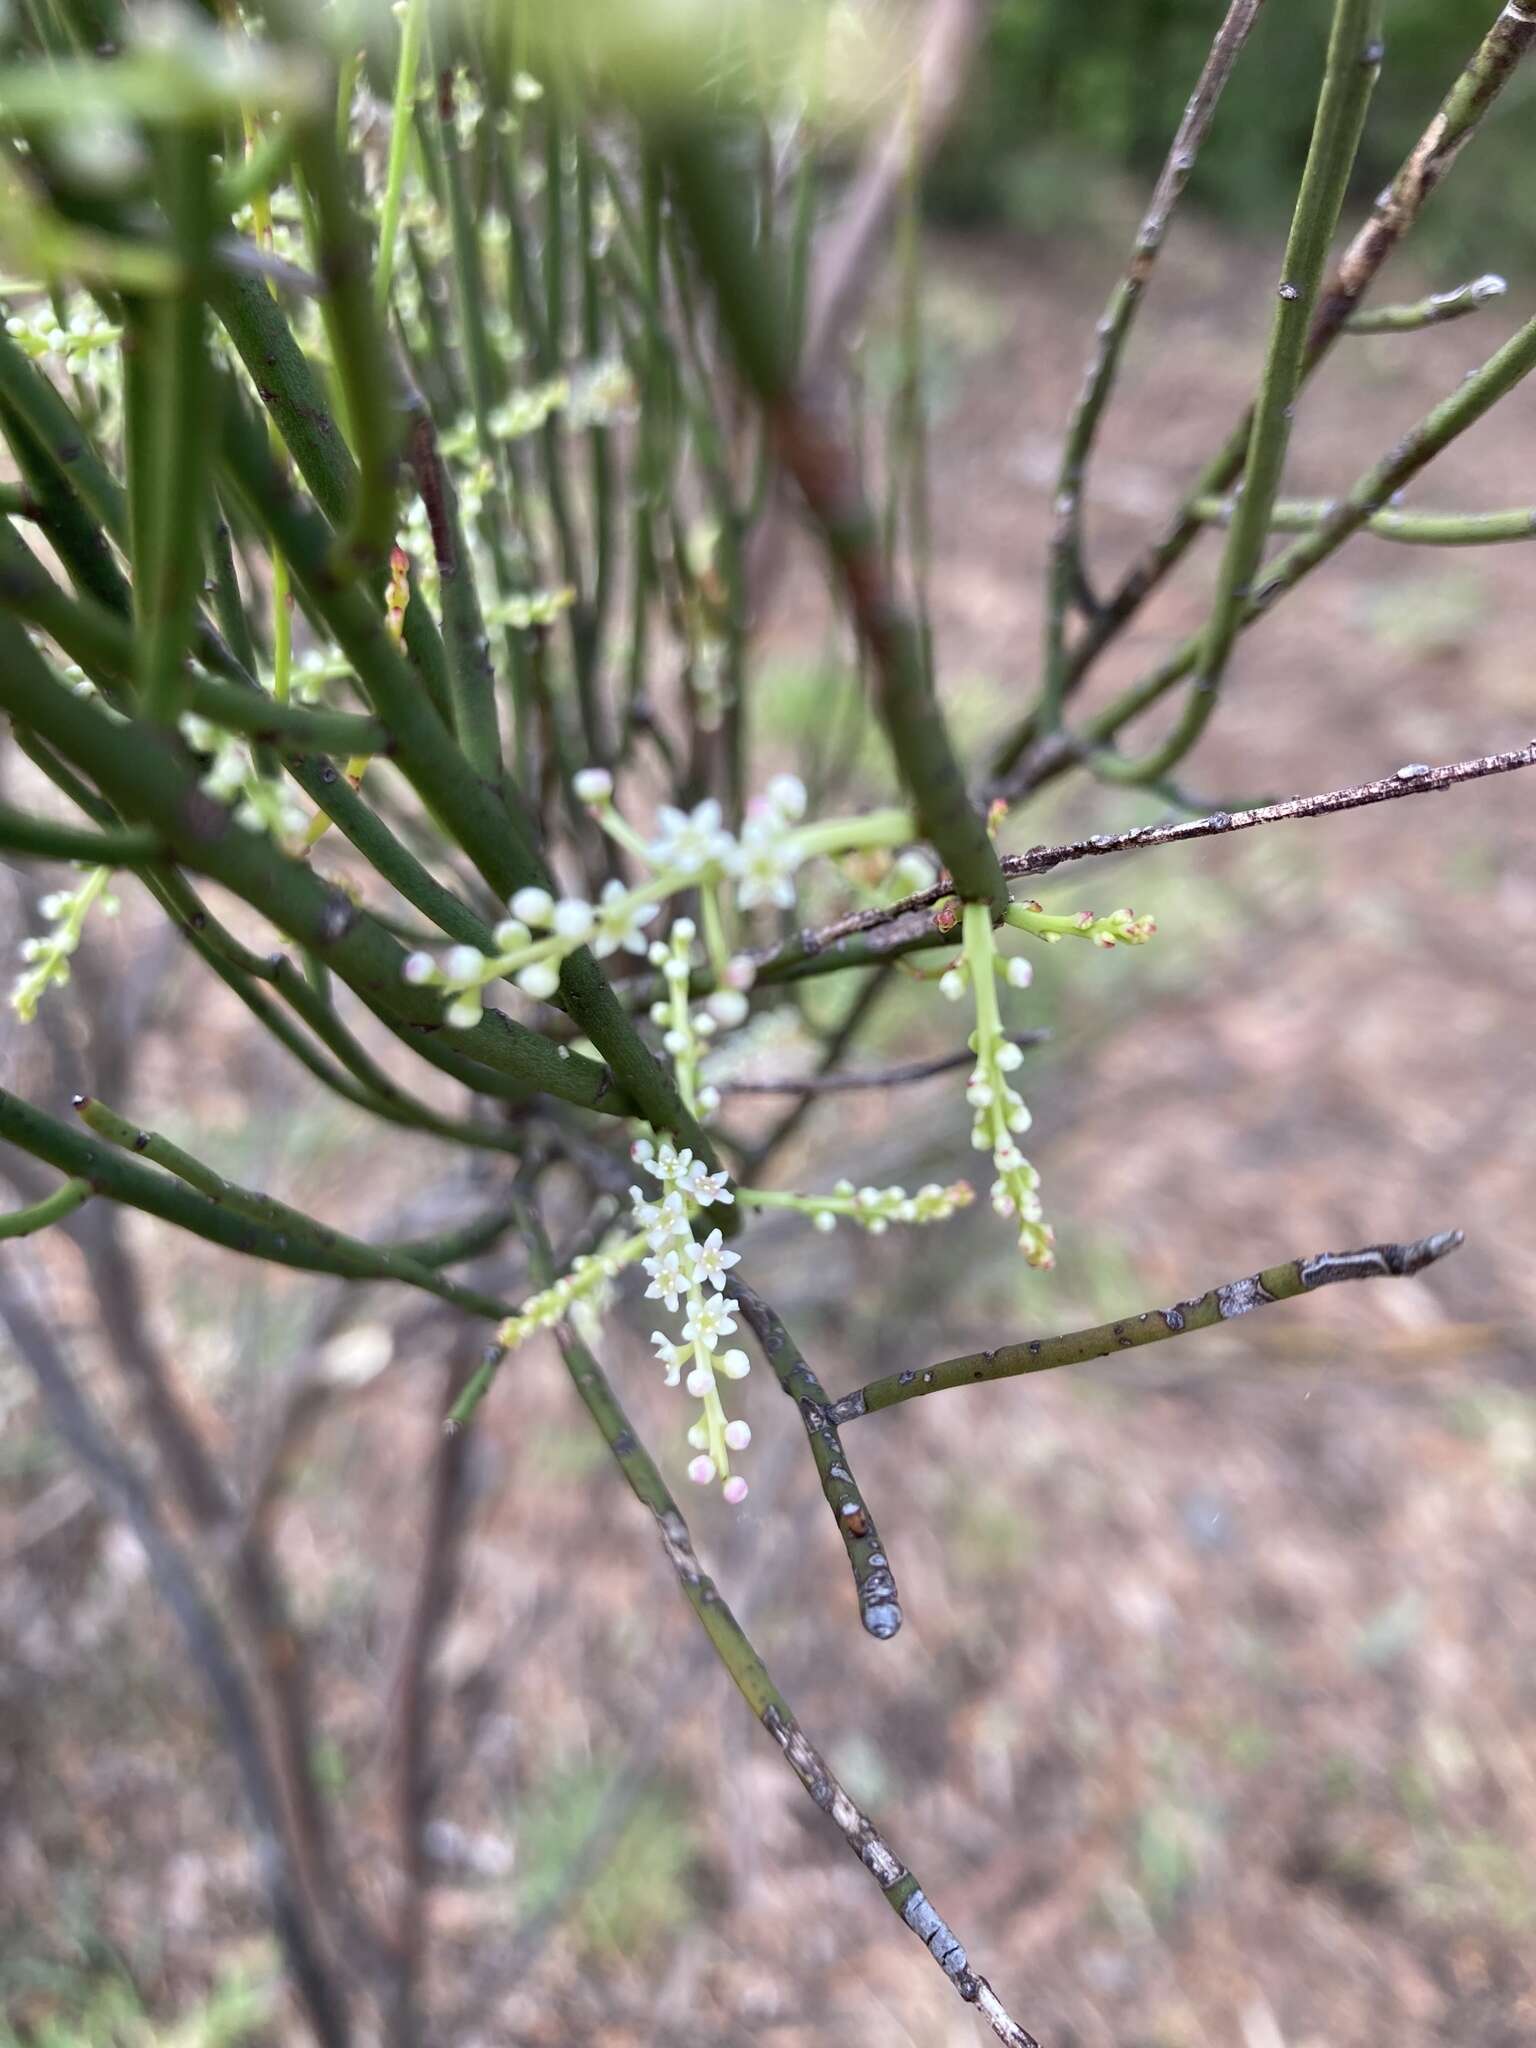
[4,191,1536,2047]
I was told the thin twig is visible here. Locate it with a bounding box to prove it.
[544,1250,1039,2047]
[0,1265,352,2048]
[829,1230,1463,1423]
[740,739,1536,985]
[730,1282,902,1640]
[724,1029,1049,1097]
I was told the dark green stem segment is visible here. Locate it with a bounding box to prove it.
[663,125,1006,912]
[0,1175,91,1239]
[524,1213,1036,2045]
[0,1084,511,1318]
[0,801,159,866]
[730,1282,901,1640]
[829,1231,1463,1423]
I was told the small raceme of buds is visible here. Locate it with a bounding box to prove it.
[496,1238,641,1352]
[180,713,308,846]
[741,1178,974,1237]
[9,866,119,1024]
[960,902,1054,1268]
[1005,899,1157,948]
[399,767,901,1052]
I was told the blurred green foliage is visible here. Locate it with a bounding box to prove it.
[933,0,1536,275]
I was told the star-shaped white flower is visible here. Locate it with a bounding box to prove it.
[680,1158,733,1208]
[642,1249,690,1314]
[651,1331,684,1386]
[681,1294,737,1353]
[693,1229,740,1292]
[647,798,735,876]
[593,879,659,959]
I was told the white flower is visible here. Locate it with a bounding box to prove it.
[693,1228,740,1291]
[680,1158,733,1208]
[764,773,807,821]
[682,1294,737,1352]
[647,798,735,875]
[593,880,658,959]
[651,1331,684,1386]
[642,1250,689,1314]
[729,811,803,911]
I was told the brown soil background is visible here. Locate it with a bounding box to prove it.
[4,198,1536,2046]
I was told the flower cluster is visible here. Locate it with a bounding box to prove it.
[181,712,308,846]
[630,1138,752,1502]
[399,769,914,1044]
[956,903,1054,1266]
[10,867,118,1022]
[3,297,121,373]
[740,1178,973,1235]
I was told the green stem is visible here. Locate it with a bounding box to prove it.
[0,1084,509,1314]
[1102,0,1381,784]
[730,1282,902,1640]
[830,1232,1463,1422]
[0,1174,90,1238]
[663,125,1006,913]
[1192,494,1536,545]
[375,0,427,311]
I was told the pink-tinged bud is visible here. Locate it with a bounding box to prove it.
[722,1475,749,1506]
[724,1419,751,1451]
[724,954,757,992]
[687,1454,715,1486]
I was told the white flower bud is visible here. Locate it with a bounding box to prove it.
[516,961,560,1000]
[685,1366,713,1398]
[1005,956,1034,989]
[724,1420,751,1451]
[446,992,482,1030]
[698,1085,721,1113]
[687,1454,715,1486]
[445,945,485,984]
[995,1040,1024,1071]
[939,969,966,1002]
[511,886,554,926]
[573,766,613,803]
[706,989,749,1029]
[403,951,437,985]
[722,1475,749,1505]
[724,954,757,992]
[672,917,696,942]
[493,919,532,952]
[813,1211,837,1234]
[719,1349,751,1379]
[552,897,594,942]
